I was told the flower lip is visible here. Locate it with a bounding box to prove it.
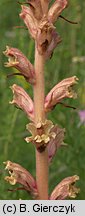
[25,119,56,152]
[3,46,19,67]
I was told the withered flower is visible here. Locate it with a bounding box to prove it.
[10,84,34,121]
[36,18,55,54]
[25,119,56,151]
[36,16,62,55]
[45,30,62,59]
[48,125,65,163]
[27,0,43,20]
[50,175,80,200]
[3,46,35,84]
[40,0,49,14]
[4,161,38,198]
[45,76,78,112]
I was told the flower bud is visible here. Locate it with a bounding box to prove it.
[50,175,80,200]
[45,76,78,112]
[48,125,65,163]
[4,161,38,198]
[3,46,35,84]
[10,84,34,121]
[48,0,68,23]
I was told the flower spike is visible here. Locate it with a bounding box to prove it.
[3,0,80,201]
[3,46,35,84]
[10,84,34,121]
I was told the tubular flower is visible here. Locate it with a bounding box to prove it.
[10,84,34,121]
[25,119,56,152]
[45,30,62,59]
[36,17,61,55]
[27,0,43,20]
[45,76,78,112]
[48,125,65,163]
[48,0,68,23]
[3,46,35,84]
[50,175,80,200]
[20,5,38,40]
[4,161,38,198]
[36,18,55,54]
[40,0,49,14]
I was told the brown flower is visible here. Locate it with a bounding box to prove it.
[10,84,34,121]
[48,125,65,163]
[20,5,38,40]
[50,175,80,200]
[48,0,68,23]
[40,0,49,15]
[36,18,55,54]
[45,76,78,112]
[45,30,62,59]
[27,0,43,20]
[3,46,35,84]
[4,161,38,198]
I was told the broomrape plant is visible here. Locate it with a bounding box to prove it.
[3,0,80,200]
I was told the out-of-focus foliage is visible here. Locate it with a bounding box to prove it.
[0,0,85,199]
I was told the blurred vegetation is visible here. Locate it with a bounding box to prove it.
[0,0,85,199]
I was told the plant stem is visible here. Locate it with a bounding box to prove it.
[33,44,48,200]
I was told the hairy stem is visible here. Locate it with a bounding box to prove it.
[33,44,48,200]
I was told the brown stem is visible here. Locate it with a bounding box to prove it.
[33,44,48,200]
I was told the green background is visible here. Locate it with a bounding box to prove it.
[0,0,85,199]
